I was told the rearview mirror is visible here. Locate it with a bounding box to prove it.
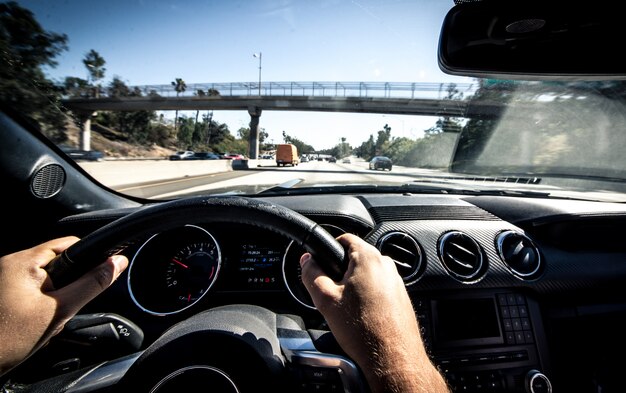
[438,0,626,80]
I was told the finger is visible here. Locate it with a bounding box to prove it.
[299,253,339,301]
[33,236,80,269]
[45,236,81,255]
[336,232,359,248]
[53,255,129,317]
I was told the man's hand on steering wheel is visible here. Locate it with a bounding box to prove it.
[0,236,128,376]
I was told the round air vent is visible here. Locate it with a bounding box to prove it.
[438,231,485,282]
[496,231,542,279]
[377,231,424,285]
[31,163,66,199]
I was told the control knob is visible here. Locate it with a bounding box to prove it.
[525,369,552,393]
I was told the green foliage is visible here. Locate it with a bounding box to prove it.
[319,139,353,158]
[205,116,229,147]
[282,131,315,153]
[62,76,89,98]
[0,1,69,142]
[167,113,245,153]
[385,137,414,164]
[238,127,268,144]
[171,78,187,95]
[94,77,163,145]
[356,134,376,160]
[176,116,194,148]
[375,124,391,153]
[83,49,105,97]
[171,77,187,132]
[212,131,247,156]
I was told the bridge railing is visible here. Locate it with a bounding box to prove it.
[65,81,478,100]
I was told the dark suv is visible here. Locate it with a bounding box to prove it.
[369,156,392,171]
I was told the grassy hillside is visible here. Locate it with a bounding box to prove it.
[65,121,177,159]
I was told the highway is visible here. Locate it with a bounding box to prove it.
[80,157,447,199]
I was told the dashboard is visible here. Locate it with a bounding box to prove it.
[18,192,626,392]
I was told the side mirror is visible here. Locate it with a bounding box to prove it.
[438,0,626,80]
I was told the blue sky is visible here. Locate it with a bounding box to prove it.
[20,0,471,149]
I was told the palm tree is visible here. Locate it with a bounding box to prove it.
[171,78,187,131]
[83,49,106,98]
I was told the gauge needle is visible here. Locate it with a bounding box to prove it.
[172,258,189,269]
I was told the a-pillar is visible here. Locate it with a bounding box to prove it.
[247,106,262,159]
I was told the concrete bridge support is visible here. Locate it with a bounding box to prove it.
[75,111,96,151]
[247,106,262,159]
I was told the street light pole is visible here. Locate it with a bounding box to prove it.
[253,52,262,95]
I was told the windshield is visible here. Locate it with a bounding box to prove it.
[3,0,626,202]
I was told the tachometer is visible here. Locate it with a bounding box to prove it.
[128,225,222,316]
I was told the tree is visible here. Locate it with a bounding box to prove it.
[206,119,229,149]
[171,78,187,131]
[375,124,392,153]
[62,76,89,98]
[238,127,268,144]
[340,137,348,157]
[425,83,464,136]
[280,131,315,154]
[386,137,416,165]
[358,134,376,160]
[95,77,159,144]
[0,1,69,142]
[176,116,194,149]
[83,49,105,97]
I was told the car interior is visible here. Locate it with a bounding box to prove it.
[1,1,626,392]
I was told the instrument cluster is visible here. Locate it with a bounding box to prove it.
[126,222,353,315]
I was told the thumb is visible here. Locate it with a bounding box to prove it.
[53,255,129,317]
[299,253,339,304]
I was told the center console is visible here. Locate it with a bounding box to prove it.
[414,290,552,393]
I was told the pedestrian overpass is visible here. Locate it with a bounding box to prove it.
[61,81,506,159]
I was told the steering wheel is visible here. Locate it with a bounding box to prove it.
[44,196,351,392]
[46,195,347,288]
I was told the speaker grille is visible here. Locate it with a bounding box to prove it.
[31,163,66,198]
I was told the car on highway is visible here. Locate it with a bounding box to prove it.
[368,156,392,171]
[190,152,221,160]
[168,150,195,160]
[342,157,351,164]
[221,153,245,160]
[2,2,626,393]
[59,146,105,162]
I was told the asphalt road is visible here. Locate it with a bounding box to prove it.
[81,157,446,199]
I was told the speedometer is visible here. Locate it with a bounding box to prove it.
[128,225,222,316]
[165,242,220,306]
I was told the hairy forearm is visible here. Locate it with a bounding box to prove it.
[364,356,450,393]
[360,342,450,393]
[356,315,450,393]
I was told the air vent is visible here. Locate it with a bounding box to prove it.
[31,163,66,198]
[377,232,424,285]
[496,231,542,279]
[438,231,485,282]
